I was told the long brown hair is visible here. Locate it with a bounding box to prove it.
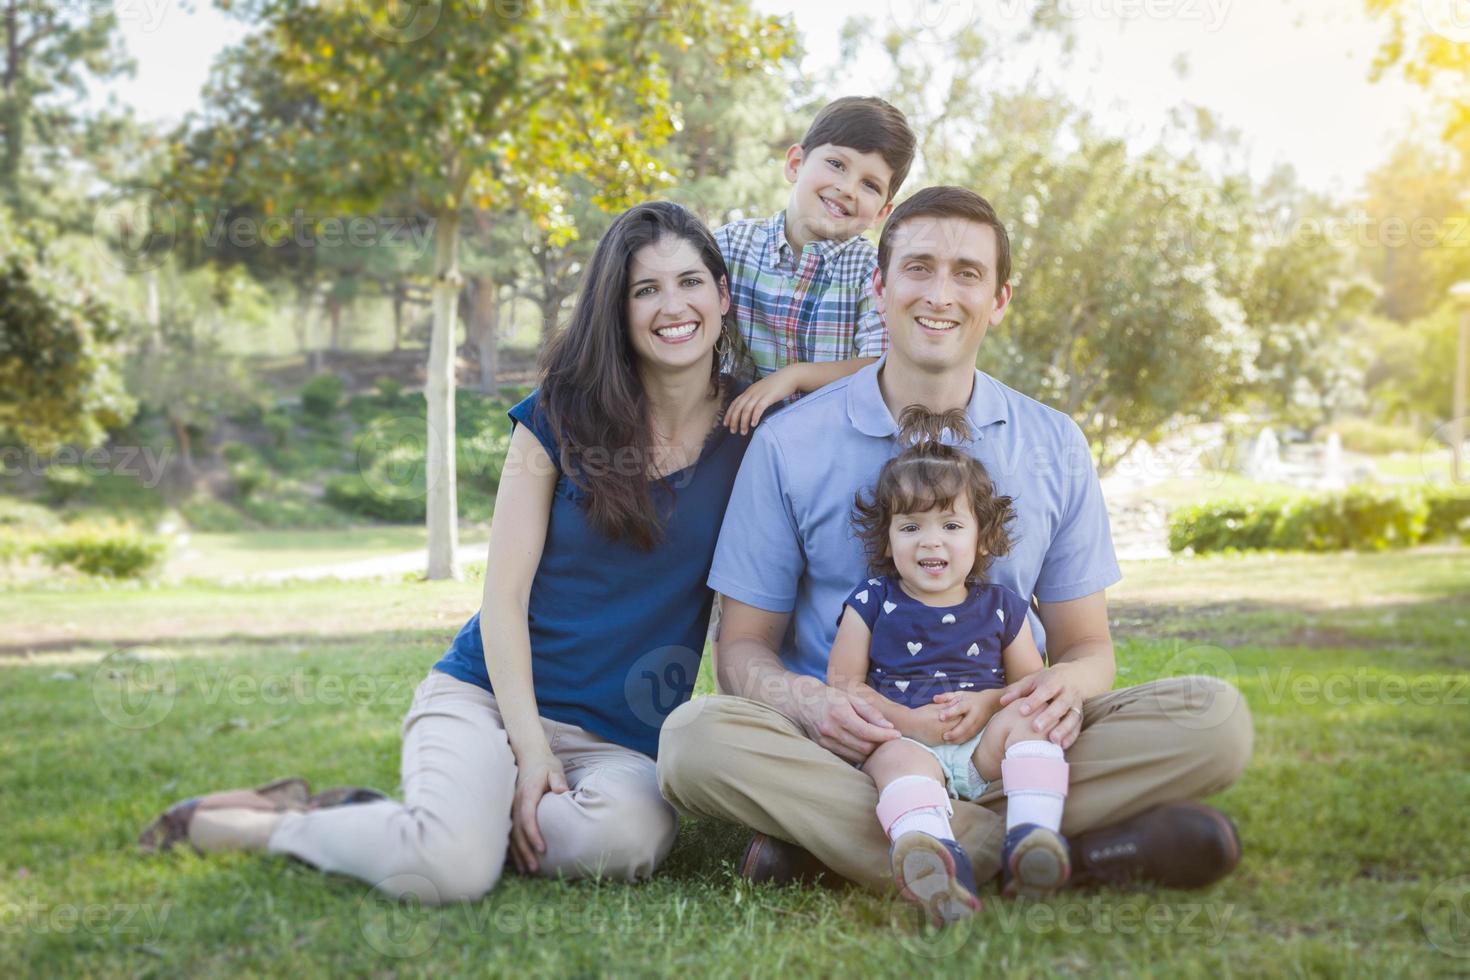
[852,405,1015,582]
[538,202,752,549]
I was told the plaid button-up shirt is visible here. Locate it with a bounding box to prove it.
[715,210,888,379]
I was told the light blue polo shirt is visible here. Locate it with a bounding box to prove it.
[708,356,1121,679]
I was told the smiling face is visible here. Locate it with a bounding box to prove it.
[624,236,730,376]
[874,215,1013,375]
[783,142,896,251]
[888,498,982,606]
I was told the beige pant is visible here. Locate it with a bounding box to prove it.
[268,670,677,903]
[656,675,1253,892]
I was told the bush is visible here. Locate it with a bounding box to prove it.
[1324,418,1423,456]
[1423,489,1470,542]
[42,464,94,504]
[263,411,293,448]
[31,523,165,578]
[1273,490,1426,552]
[300,373,345,418]
[324,472,426,522]
[1169,489,1432,554]
[1167,501,1280,554]
[228,456,271,500]
[179,497,250,532]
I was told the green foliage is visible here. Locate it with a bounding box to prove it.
[28,522,165,578]
[299,372,345,418]
[1324,417,1424,455]
[178,496,251,533]
[323,472,424,523]
[1274,490,1427,552]
[1424,487,1470,542]
[262,410,293,447]
[1168,488,1466,553]
[0,212,135,451]
[41,464,95,505]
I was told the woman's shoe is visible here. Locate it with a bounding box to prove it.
[138,777,311,854]
[306,786,389,809]
[890,832,983,926]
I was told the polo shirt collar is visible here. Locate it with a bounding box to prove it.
[763,210,870,270]
[847,355,1010,440]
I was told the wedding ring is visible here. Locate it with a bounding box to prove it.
[1068,706,1083,719]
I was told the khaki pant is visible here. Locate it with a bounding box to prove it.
[268,670,677,903]
[656,675,1252,892]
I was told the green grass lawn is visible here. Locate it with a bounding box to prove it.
[3,551,1469,976]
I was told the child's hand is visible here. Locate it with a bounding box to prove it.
[725,368,802,435]
[933,690,997,744]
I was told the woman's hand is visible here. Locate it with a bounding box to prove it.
[509,748,569,874]
[932,689,1001,744]
[725,367,803,434]
[998,662,1088,750]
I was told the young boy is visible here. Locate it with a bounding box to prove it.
[720,96,917,434]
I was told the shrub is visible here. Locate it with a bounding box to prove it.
[1423,489,1470,542]
[1169,490,1431,554]
[42,464,94,504]
[228,456,271,500]
[1274,490,1426,552]
[31,523,165,578]
[179,497,250,532]
[324,472,426,522]
[263,411,293,448]
[1324,418,1423,456]
[1167,501,1282,554]
[300,373,345,418]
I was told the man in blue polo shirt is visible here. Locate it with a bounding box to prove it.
[657,186,1253,896]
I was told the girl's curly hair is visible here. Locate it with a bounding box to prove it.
[852,405,1016,583]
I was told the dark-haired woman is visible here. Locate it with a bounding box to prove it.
[141,202,753,903]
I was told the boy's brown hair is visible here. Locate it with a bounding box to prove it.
[852,406,1015,583]
[800,96,917,203]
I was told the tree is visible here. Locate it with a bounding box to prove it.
[180,0,794,578]
[0,0,132,220]
[0,208,133,451]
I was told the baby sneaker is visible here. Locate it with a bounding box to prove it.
[890,832,983,926]
[1001,823,1072,898]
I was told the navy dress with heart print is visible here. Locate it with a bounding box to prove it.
[838,575,1033,710]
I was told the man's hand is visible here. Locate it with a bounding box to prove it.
[509,746,569,874]
[725,367,803,435]
[932,689,1001,743]
[998,661,1089,749]
[791,675,898,764]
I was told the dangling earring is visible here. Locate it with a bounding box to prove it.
[714,331,731,359]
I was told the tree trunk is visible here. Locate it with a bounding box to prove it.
[327,296,343,351]
[391,283,404,352]
[425,210,462,581]
[472,273,500,396]
[168,414,195,491]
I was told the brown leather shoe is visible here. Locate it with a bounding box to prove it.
[1068,802,1241,890]
[738,833,840,887]
[138,776,311,854]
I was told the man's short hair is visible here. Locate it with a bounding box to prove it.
[800,96,917,202]
[876,186,1012,297]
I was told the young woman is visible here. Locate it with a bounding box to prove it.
[139,202,755,903]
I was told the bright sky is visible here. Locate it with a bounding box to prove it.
[105,0,1431,198]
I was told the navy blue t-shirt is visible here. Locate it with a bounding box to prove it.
[434,383,750,758]
[839,575,1033,709]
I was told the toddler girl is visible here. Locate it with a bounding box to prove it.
[827,406,1072,925]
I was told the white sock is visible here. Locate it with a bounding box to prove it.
[879,775,955,842]
[1003,740,1066,833]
